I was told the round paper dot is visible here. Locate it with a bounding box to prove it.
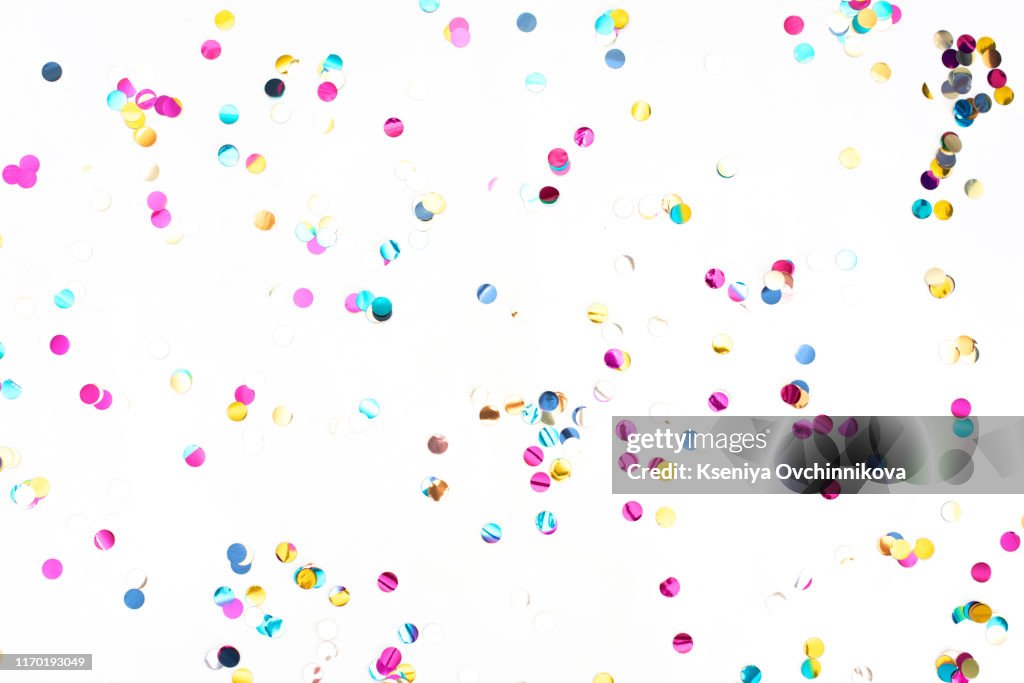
[940,500,962,522]
[42,559,63,579]
[49,334,70,355]
[214,10,235,30]
[124,588,145,609]
[655,506,676,528]
[476,284,497,304]
[245,154,266,174]
[517,12,537,32]
[870,62,892,82]
[964,179,984,198]
[525,72,547,93]
[784,16,804,35]
[383,117,404,137]
[631,101,651,121]
[219,104,240,124]
[794,43,815,64]
[201,40,222,60]
[41,61,63,82]
[1001,531,1020,551]
[971,562,991,582]
[293,288,314,308]
[93,529,115,550]
[605,49,625,69]
[839,148,861,169]
[795,344,816,365]
[673,633,694,653]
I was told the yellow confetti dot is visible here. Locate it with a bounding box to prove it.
[29,477,51,498]
[890,538,911,560]
[422,192,447,214]
[272,405,293,426]
[631,100,651,121]
[914,538,935,560]
[227,401,248,421]
[245,585,266,606]
[588,303,609,324]
[594,674,615,683]
[977,36,996,53]
[954,335,976,356]
[253,210,276,231]
[275,542,297,563]
[275,54,299,74]
[839,148,861,169]
[869,62,891,82]
[934,200,953,220]
[964,179,984,199]
[804,637,826,658]
[994,86,1014,105]
[246,154,267,174]
[712,334,733,355]
[550,458,572,481]
[924,268,946,287]
[329,586,351,606]
[133,127,157,147]
[231,669,253,683]
[610,9,629,29]
[170,369,193,394]
[396,663,415,682]
[295,567,317,589]
[929,276,955,299]
[0,234,4,248]
[215,10,235,30]
[655,506,676,528]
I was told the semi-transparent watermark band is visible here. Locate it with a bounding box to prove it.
[611,416,1024,494]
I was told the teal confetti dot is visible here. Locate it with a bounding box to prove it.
[525,72,547,93]
[54,288,75,309]
[1,379,23,400]
[481,523,502,543]
[912,199,933,219]
[218,104,239,124]
[359,397,381,419]
[794,43,815,64]
[953,418,974,438]
[218,144,240,167]
[371,296,393,321]
[419,0,439,11]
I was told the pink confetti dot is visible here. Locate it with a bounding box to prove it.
[898,552,918,568]
[155,95,182,118]
[377,571,398,592]
[318,81,338,102]
[80,383,101,404]
[307,240,327,255]
[17,169,37,188]
[622,500,643,521]
[574,127,595,147]
[951,398,971,418]
[151,209,172,228]
[42,558,63,579]
[93,529,116,550]
[344,292,361,313]
[184,445,206,468]
[201,39,222,60]
[135,89,157,109]
[1001,531,1021,552]
[450,27,471,47]
[235,385,256,405]
[222,598,244,619]
[94,390,114,410]
[50,334,70,355]
[293,288,314,308]
[2,164,19,184]
[147,191,167,211]
[117,78,136,97]
[708,391,729,412]
[660,577,680,597]
[523,445,544,466]
[891,5,902,23]
[673,633,694,654]
[784,15,804,35]
[970,562,991,582]
[529,472,551,492]
[449,17,469,31]
[383,117,404,138]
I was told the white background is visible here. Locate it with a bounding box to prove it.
[1,0,1023,681]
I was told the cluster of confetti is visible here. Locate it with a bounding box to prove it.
[760,259,795,305]
[925,267,956,299]
[877,531,935,568]
[939,335,979,366]
[11,476,50,509]
[79,382,115,410]
[934,650,980,681]
[594,9,629,68]
[443,17,471,48]
[783,15,814,64]
[227,385,257,422]
[801,637,825,679]
[106,78,181,147]
[2,154,40,189]
[828,0,901,58]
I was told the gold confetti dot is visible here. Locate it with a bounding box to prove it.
[587,303,609,324]
[631,100,651,121]
[869,62,891,82]
[914,538,935,560]
[227,402,248,421]
[839,148,861,169]
[964,179,984,199]
[922,83,933,99]
[272,405,293,426]
[994,86,1014,105]
[254,210,276,231]
[804,638,826,658]
[550,458,572,481]
[934,200,953,220]
[712,334,733,355]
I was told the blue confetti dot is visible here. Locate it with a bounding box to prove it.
[481,522,502,543]
[605,48,625,69]
[791,379,810,393]
[230,561,252,575]
[476,283,497,304]
[794,43,815,64]
[41,62,62,82]
[538,426,558,447]
[953,418,975,438]
[760,287,782,305]
[414,202,434,221]
[912,199,933,219]
[538,391,559,411]
[106,90,127,111]
[355,290,375,311]
[226,543,247,564]
[795,344,816,365]
[219,104,240,124]
[218,144,240,167]
[740,666,763,683]
[124,588,145,609]
[559,427,580,443]
[516,12,537,32]
[0,341,5,360]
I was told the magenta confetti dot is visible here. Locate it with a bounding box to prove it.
[2,164,19,184]
[891,4,901,22]
[772,259,795,275]
[783,15,804,35]
[344,293,361,312]
[704,268,725,289]
[17,169,37,188]
[523,445,544,466]
[574,126,594,147]
[318,81,338,102]
[1001,531,1021,552]
[821,480,841,499]
[951,398,971,418]
[660,577,680,597]
[147,191,167,211]
[792,419,812,439]
[49,334,70,355]
[708,391,729,412]
[672,633,694,654]
[449,16,469,31]
[20,155,40,172]
[383,117,405,138]
[838,417,859,436]
[307,240,327,255]
[622,501,643,521]
[94,390,114,411]
[604,348,627,369]
[921,171,940,191]
[293,288,314,308]
[135,89,157,109]
[235,385,256,405]
[988,69,1007,88]
[530,472,551,492]
[970,562,992,582]
[450,27,471,47]
[42,558,63,579]
[93,529,116,550]
[80,384,101,404]
[617,452,638,471]
[615,419,637,441]
[222,598,244,619]
[812,414,833,434]
[201,39,222,59]
[151,209,172,228]
[647,456,665,470]
[117,78,136,97]
[898,551,918,568]
[377,647,402,675]
[184,445,206,468]
[780,384,801,405]
[547,147,569,168]
[378,571,399,592]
